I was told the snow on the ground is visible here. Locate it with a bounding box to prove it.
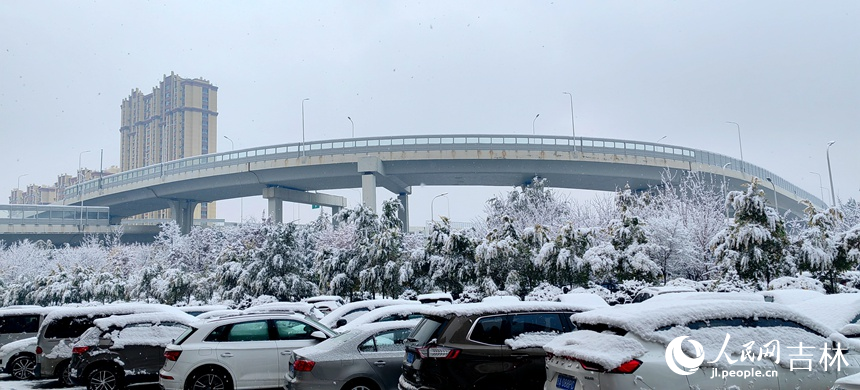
[0,374,160,390]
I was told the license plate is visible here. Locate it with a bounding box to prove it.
[406,352,415,364]
[556,374,577,390]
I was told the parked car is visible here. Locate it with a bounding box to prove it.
[195,309,243,320]
[337,305,431,332]
[790,293,860,337]
[0,336,37,380]
[543,299,859,390]
[175,305,231,317]
[321,299,414,329]
[0,306,53,348]
[301,296,345,315]
[400,301,602,390]
[286,320,418,390]
[630,286,696,303]
[35,303,186,385]
[158,312,337,390]
[68,311,196,390]
[416,292,453,305]
[835,371,860,390]
[758,288,824,304]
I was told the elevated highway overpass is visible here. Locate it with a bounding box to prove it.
[61,134,825,233]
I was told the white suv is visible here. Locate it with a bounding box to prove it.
[158,313,336,390]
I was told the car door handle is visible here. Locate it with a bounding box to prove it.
[220,353,234,358]
[280,351,291,355]
[373,361,386,367]
[511,353,529,358]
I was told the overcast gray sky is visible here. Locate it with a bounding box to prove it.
[1,1,858,226]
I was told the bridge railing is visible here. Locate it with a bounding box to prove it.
[65,134,825,209]
[0,204,110,226]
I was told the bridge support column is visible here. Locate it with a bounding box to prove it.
[397,192,409,233]
[361,173,377,213]
[168,200,198,235]
[267,198,284,223]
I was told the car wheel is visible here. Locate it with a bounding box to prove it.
[341,378,379,390]
[56,361,74,386]
[87,366,123,390]
[186,366,232,390]
[8,354,36,380]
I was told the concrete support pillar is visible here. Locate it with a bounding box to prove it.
[267,197,283,223]
[397,192,409,233]
[108,215,123,225]
[362,173,377,213]
[168,200,198,235]
[331,206,342,227]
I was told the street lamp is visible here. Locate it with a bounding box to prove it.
[562,92,576,152]
[809,171,826,206]
[532,114,540,135]
[725,121,744,172]
[347,116,354,138]
[78,150,91,225]
[656,135,667,143]
[15,174,28,204]
[223,136,243,221]
[826,140,836,206]
[431,192,449,222]
[301,98,310,156]
[766,177,778,214]
[722,163,731,219]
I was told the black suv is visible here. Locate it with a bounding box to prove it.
[400,301,592,390]
[68,312,194,390]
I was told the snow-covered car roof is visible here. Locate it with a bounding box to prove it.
[320,299,415,327]
[481,295,521,303]
[789,293,860,330]
[417,292,453,301]
[0,306,55,316]
[244,302,323,319]
[195,309,243,320]
[41,303,185,325]
[337,304,432,332]
[543,330,647,370]
[758,289,825,304]
[646,291,765,304]
[302,295,345,304]
[423,301,599,318]
[554,293,610,308]
[638,286,696,295]
[571,300,835,341]
[174,304,231,315]
[92,311,197,331]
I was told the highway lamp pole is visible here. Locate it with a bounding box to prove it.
[656,135,667,143]
[766,177,779,214]
[301,98,310,157]
[224,136,243,222]
[809,171,826,206]
[16,174,28,204]
[347,116,354,138]
[532,114,540,135]
[78,150,91,225]
[725,121,744,172]
[431,192,448,222]
[722,163,731,219]
[562,92,576,152]
[826,141,837,206]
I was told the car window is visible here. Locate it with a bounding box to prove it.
[343,308,371,322]
[45,316,101,339]
[0,315,39,333]
[226,320,270,342]
[359,328,411,353]
[470,315,510,345]
[407,317,446,347]
[509,313,566,338]
[273,319,316,340]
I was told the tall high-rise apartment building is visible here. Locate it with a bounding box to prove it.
[119,72,218,219]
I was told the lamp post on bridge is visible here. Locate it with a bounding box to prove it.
[725,121,744,173]
[348,116,354,138]
[826,141,837,206]
[532,114,540,135]
[722,163,731,219]
[301,98,310,157]
[766,177,779,214]
[809,171,826,206]
[78,150,91,226]
[15,174,28,204]
[224,136,243,222]
[562,91,576,152]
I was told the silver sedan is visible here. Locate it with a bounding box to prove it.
[285,320,418,390]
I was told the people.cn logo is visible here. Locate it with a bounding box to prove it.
[665,336,705,375]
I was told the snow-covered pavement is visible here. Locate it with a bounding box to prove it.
[0,375,159,390]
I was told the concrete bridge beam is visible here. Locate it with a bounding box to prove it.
[262,186,348,224]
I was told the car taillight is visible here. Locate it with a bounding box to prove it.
[577,359,603,371]
[35,346,42,355]
[164,350,182,361]
[416,346,460,359]
[71,346,90,355]
[293,359,315,372]
[610,359,642,374]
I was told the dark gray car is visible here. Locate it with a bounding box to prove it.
[285,320,418,390]
[68,312,195,390]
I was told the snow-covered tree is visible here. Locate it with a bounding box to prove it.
[791,200,846,293]
[423,217,477,295]
[710,178,790,286]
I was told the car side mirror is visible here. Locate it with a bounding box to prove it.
[98,338,114,348]
[335,319,348,328]
[310,331,328,340]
